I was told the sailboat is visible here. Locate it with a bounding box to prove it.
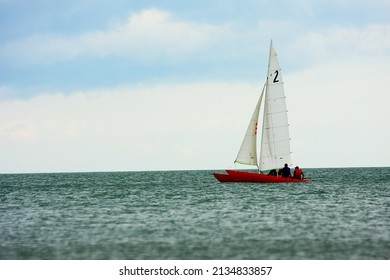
[213,41,310,183]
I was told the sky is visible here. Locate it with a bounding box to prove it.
[0,0,389,173]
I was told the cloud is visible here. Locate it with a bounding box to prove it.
[0,86,15,99]
[257,19,390,68]
[0,82,259,173]
[0,8,228,65]
[300,24,390,56]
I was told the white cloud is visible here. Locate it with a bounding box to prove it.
[287,24,390,65]
[0,86,15,99]
[0,8,228,64]
[0,82,259,173]
[257,20,390,68]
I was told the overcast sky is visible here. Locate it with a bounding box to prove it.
[1,0,389,173]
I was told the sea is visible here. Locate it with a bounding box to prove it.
[0,167,389,260]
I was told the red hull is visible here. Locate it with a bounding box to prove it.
[213,170,311,183]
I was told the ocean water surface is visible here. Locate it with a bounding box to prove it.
[0,168,389,259]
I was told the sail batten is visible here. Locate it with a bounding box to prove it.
[262,138,290,144]
[264,111,288,115]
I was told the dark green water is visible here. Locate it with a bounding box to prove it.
[0,168,389,259]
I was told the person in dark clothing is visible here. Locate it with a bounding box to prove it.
[268,169,277,176]
[281,163,291,178]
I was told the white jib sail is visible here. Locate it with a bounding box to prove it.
[234,85,265,166]
[259,41,292,171]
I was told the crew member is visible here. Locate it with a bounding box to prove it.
[281,163,291,178]
[293,166,304,179]
[268,169,277,176]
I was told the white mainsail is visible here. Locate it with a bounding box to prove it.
[234,85,265,166]
[259,41,291,171]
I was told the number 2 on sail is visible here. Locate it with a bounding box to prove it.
[273,70,279,83]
